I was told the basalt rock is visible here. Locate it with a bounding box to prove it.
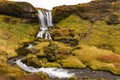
[52,0,120,24]
[0,1,38,23]
[55,38,79,47]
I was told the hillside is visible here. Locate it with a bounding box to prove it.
[0,0,120,80]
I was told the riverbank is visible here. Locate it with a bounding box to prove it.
[7,56,120,80]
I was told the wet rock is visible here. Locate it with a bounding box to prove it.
[55,38,79,47]
[15,47,29,56]
[26,48,40,54]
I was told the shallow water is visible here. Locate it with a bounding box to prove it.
[16,59,74,78]
[8,57,120,80]
[68,68,120,80]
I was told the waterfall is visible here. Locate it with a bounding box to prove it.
[16,59,74,78]
[37,10,53,39]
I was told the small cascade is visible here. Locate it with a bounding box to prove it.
[37,10,53,39]
[16,59,74,78]
[26,43,33,49]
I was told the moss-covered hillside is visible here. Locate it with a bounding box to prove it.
[24,14,120,75]
[0,0,120,80]
[0,13,40,79]
[0,1,41,79]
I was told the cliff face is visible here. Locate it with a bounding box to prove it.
[0,1,38,22]
[52,0,120,24]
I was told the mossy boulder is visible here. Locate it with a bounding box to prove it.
[43,42,72,61]
[0,1,38,23]
[106,13,120,25]
[22,54,42,68]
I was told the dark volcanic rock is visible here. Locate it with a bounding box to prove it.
[52,0,120,24]
[0,1,38,22]
[55,38,79,47]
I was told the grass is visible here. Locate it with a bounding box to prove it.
[50,14,120,74]
[0,63,26,80]
[20,13,120,74]
[54,15,120,54]
[80,20,120,54]
[54,14,89,40]
[42,62,61,68]
[0,14,38,58]
[0,12,120,78]
[73,45,120,74]
[0,14,38,79]
[61,55,86,68]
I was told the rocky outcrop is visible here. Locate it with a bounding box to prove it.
[52,0,120,24]
[0,1,38,22]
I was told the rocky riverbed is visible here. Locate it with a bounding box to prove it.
[7,56,120,80]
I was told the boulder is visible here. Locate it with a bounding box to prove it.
[0,1,38,22]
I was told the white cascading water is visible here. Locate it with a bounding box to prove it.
[37,10,53,39]
[26,43,33,49]
[16,10,74,79]
[16,59,74,78]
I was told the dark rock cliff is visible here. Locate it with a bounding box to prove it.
[52,0,120,24]
[0,1,38,23]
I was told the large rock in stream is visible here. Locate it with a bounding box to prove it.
[0,1,38,22]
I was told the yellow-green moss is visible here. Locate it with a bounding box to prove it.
[73,45,120,74]
[42,62,61,68]
[0,14,38,58]
[61,56,86,68]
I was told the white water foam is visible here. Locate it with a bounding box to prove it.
[37,10,53,39]
[16,59,74,78]
[37,27,52,39]
[26,43,33,48]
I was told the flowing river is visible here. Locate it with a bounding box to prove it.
[8,57,120,80]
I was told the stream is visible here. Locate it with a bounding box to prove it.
[8,56,120,80]
[7,9,120,80]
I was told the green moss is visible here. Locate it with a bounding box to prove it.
[54,14,120,54]
[38,72,49,80]
[69,76,78,80]
[0,63,26,80]
[61,56,86,68]
[0,14,38,58]
[22,54,42,68]
[73,45,120,74]
[42,62,61,68]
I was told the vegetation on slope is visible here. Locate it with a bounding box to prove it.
[0,14,39,80]
[23,14,120,75]
[0,0,120,80]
